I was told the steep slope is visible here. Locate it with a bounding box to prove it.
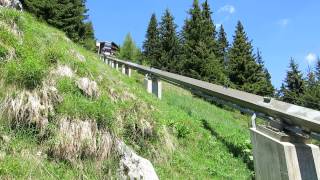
[0,9,252,179]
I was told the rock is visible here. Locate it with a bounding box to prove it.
[116,140,159,180]
[1,135,10,143]
[0,151,6,161]
[54,65,74,78]
[77,77,100,98]
[0,0,22,10]
[70,49,86,62]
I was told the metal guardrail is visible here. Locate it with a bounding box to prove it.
[105,56,320,135]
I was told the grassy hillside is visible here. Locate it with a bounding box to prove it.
[0,9,253,179]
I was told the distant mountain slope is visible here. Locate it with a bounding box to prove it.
[0,8,252,179]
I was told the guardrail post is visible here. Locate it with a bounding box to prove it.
[114,62,119,70]
[152,77,162,99]
[124,65,131,77]
[250,125,320,180]
[144,74,152,94]
[121,64,126,74]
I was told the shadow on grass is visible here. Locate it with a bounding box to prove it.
[201,119,254,171]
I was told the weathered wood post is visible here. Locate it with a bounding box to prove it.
[250,123,320,180]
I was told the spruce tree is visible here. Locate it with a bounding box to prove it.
[182,0,226,84]
[217,25,229,65]
[158,9,181,72]
[22,0,96,50]
[279,58,305,105]
[255,49,275,96]
[143,14,161,66]
[303,66,320,110]
[119,33,140,62]
[201,0,217,51]
[228,21,270,95]
[316,57,320,82]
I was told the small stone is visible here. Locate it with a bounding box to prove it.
[1,135,10,143]
[0,151,6,161]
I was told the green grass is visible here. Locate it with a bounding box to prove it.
[0,8,253,179]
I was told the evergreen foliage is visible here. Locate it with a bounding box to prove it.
[228,21,272,95]
[158,9,181,72]
[142,13,161,66]
[21,0,96,50]
[301,65,320,110]
[217,25,229,65]
[118,33,141,62]
[316,57,320,81]
[279,58,305,105]
[255,49,275,96]
[182,0,226,84]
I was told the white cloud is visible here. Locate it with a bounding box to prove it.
[277,18,290,27]
[216,23,222,28]
[305,53,317,64]
[218,5,236,14]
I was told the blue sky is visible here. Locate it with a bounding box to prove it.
[86,0,320,89]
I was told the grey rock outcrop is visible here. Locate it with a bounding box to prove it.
[0,0,22,10]
[116,140,159,180]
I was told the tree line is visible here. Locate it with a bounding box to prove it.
[142,0,274,97]
[139,0,320,110]
[279,58,320,110]
[21,0,96,51]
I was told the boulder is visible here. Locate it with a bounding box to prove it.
[0,0,22,10]
[116,140,159,180]
[77,77,100,98]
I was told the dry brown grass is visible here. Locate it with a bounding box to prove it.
[1,83,61,135]
[50,117,114,163]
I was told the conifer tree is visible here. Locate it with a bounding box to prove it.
[22,0,96,50]
[228,21,270,95]
[303,66,320,110]
[279,58,305,105]
[158,9,181,72]
[182,0,226,84]
[255,49,275,96]
[316,57,320,82]
[201,0,217,51]
[119,33,140,62]
[143,14,161,66]
[217,25,229,65]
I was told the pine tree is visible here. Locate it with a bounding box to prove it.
[22,0,95,50]
[316,57,320,82]
[279,58,305,105]
[181,0,226,84]
[143,14,161,66]
[255,49,275,96]
[158,9,181,72]
[119,33,140,62]
[228,21,271,95]
[301,66,320,110]
[217,25,229,65]
[201,0,217,51]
